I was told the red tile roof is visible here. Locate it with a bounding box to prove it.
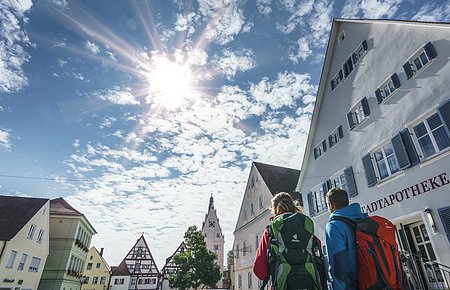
[0,195,49,241]
[50,197,83,216]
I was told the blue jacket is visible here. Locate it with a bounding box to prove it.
[325,203,368,290]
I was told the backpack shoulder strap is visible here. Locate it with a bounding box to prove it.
[329,216,356,228]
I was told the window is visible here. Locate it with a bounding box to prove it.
[313,140,327,159]
[115,278,124,285]
[6,250,17,268]
[308,167,357,215]
[375,74,400,104]
[342,56,353,78]
[90,255,93,260]
[258,195,264,209]
[403,42,437,79]
[37,229,44,243]
[87,263,93,270]
[374,142,400,180]
[251,203,254,215]
[28,224,36,239]
[413,112,450,159]
[248,272,253,288]
[338,30,345,45]
[238,274,242,289]
[328,126,343,148]
[96,262,100,268]
[28,256,41,272]
[142,264,150,269]
[236,245,240,258]
[216,233,220,238]
[92,277,98,284]
[130,278,136,285]
[331,69,343,90]
[244,209,247,220]
[347,97,370,130]
[214,244,219,250]
[100,276,106,284]
[243,241,247,256]
[85,277,90,284]
[255,235,259,252]
[17,254,27,270]
[352,40,368,64]
[208,220,215,227]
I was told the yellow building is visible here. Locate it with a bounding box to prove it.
[0,195,50,290]
[82,247,111,290]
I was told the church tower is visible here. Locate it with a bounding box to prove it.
[201,194,225,271]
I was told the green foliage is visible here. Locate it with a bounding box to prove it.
[169,225,222,290]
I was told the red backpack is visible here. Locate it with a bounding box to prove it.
[331,216,407,290]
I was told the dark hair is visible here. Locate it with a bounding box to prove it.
[326,188,349,209]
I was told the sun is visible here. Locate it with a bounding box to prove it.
[146,56,195,110]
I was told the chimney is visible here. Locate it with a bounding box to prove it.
[100,248,104,257]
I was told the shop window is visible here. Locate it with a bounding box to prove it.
[375,74,401,103]
[403,42,437,79]
[347,97,370,130]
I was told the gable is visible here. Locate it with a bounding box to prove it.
[0,195,48,241]
[160,242,186,279]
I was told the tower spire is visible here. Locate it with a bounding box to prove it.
[209,193,214,210]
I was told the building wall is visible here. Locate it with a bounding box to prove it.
[233,166,273,290]
[108,276,131,290]
[82,248,110,290]
[298,20,450,273]
[0,201,49,290]
[39,216,95,290]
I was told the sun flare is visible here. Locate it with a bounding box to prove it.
[146,57,195,110]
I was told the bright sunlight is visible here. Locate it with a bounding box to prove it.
[146,56,194,110]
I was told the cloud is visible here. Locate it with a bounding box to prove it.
[197,0,246,45]
[341,0,403,18]
[0,0,33,93]
[48,0,69,9]
[249,71,316,110]
[289,37,312,63]
[0,129,12,150]
[174,12,198,36]
[95,86,140,105]
[85,40,100,55]
[213,48,256,80]
[412,2,450,22]
[256,0,273,15]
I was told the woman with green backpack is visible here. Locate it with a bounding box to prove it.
[253,192,327,290]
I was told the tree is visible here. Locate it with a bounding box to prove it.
[169,225,222,290]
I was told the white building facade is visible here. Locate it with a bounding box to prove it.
[296,19,450,290]
[233,162,300,290]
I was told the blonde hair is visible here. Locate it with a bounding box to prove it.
[270,192,302,215]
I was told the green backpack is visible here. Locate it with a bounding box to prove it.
[267,212,325,290]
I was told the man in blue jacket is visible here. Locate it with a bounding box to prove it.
[325,188,368,290]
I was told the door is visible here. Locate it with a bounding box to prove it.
[409,221,446,289]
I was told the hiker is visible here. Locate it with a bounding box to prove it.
[325,187,367,290]
[253,192,323,290]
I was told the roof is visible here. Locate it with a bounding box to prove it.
[50,198,83,216]
[0,195,49,241]
[254,162,301,196]
[111,260,130,275]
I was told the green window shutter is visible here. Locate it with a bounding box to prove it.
[424,42,437,60]
[391,133,411,170]
[362,153,377,187]
[345,166,358,198]
[307,192,315,217]
[438,206,450,245]
[400,128,420,166]
[403,62,414,79]
[347,112,355,130]
[391,73,401,89]
[437,99,450,134]
[361,97,370,116]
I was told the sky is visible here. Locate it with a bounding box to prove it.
[1,0,449,268]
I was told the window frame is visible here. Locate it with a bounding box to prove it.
[28,256,41,272]
[17,253,28,270]
[248,272,253,289]
[348,97,370,130]
[411,111,450,161]
[372,141,401,181]
[27,224,36,239]
[403,42,437,79]
[6,250,17,268]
